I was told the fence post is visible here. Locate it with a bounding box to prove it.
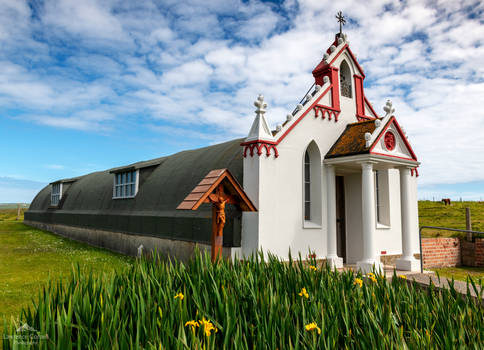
[16,204,21,221]
[466,207,472,241]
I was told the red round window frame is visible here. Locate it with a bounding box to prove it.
[384,131,396,151]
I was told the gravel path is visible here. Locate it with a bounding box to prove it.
[405,272,483,300]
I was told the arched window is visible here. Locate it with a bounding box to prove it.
[303,141,322,226]
[340,60,352,98]
[304,151,311,220]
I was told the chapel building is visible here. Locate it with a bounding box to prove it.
[26,31,421,272]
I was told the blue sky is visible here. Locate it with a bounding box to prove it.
[1,0,484,203]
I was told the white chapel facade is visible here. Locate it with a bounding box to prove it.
[240,32,421,272]
[26,31,421,273]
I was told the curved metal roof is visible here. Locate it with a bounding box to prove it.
[26,138,244,246]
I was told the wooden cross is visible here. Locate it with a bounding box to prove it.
[205,184,237,261]
[177,168,257,262]
[336,11,346,35]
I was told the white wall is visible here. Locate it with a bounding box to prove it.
[241,47,420,262]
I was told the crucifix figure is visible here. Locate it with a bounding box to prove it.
[207,184,237,261]
[336,11,346,35]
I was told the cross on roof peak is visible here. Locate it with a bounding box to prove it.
[336,11,346,35]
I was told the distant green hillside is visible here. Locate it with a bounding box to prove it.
[419,200,484,238]
[0,203,29,209]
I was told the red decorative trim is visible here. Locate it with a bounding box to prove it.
[369,116,418,161]
[345,46,365,78]
[242,142,279,158]
[411,167,419,177]
[354,74,365,118]
[313,44,365,78]
[330,68,340,111]
[328,44,348,66]
[370,152,416,162]
[241,139,277,146]
[276,84,332,144]
[384,131,396,151]
[357,115,373,121]
[313,104,341,122]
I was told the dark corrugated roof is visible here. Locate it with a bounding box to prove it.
[29,138,244,215]
[26,138,245,247]
[325,120,377,158]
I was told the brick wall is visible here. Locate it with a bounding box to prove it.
[421,237,461,268]
[476,239,484,266]
[462,238,484,267]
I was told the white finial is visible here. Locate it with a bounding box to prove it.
[375,119,382,128]
[286,114,293,122]
[276,124,282,132]
[296,104,303,111]
[245,94,275,143]
[338,37,344,45]
[383,100,395,115]
[254,94,267,114]
[364,132,372,148]
[330,45,336,52]
[305,94,312,102]
[323,53,329,60]
[323,76,330,84]
[314,85,321,92]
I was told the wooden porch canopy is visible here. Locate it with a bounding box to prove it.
[176,168,257,261]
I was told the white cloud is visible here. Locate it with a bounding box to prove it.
[42,0,126,41]
[1,0,483,193]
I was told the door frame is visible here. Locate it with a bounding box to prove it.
[335,176,347,263]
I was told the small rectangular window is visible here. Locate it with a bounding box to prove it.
[375,170,390,227]
[51,183,62,206]
[113,170,138,199]
[376,171,381,223]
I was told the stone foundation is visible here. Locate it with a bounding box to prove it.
[24,220,235,262]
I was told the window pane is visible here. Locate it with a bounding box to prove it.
[131,184,135,195]
[304,164,310,181]
[125,184,129,196]
[305,182,310,201]
[122,173,126,184]
[305,202,311,220]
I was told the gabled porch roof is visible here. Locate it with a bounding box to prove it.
[325,112,419,168]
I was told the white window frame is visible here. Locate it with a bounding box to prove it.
[339,59,353,99]
[51,182,62,206]
[375,170,391,228]
[304,150,311,221]
[113,170,139,199]
[303,142,322,228]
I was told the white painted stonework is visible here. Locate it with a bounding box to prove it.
[240,34,421,272]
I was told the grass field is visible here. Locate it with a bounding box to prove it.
[431,267,484,282]
[1,203,483,346]
[0,213,133,335]
[418,201,484,238]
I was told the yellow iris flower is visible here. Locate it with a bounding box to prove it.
[305,322,321,334]
[298,287,309,299]
[199,317,218,337]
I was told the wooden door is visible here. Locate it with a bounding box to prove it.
[336,176,346,263]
